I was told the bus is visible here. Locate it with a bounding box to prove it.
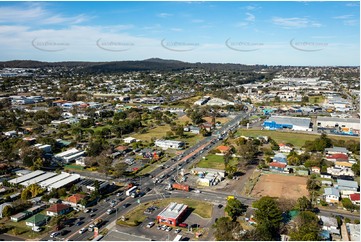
[173,235,182,241]
[92,235,104,241]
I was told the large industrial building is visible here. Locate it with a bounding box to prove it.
[317,117,360,131]
[155,139,185,150]
[157,202,188,227]
[263,116,312,131]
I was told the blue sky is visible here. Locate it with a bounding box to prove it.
[0,1,359,66]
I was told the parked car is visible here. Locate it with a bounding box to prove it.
[84,209,90,213]
[166,226,172,232]
[194,190,201,193]
[116,192,123,196]
[50,232,60,238]
[161,225,168,230]
[79,227,87,234]
[32,226,42,232]
[146,222,155,228]
[174,228,181,233]
[157,225,162,230]
[75,221,84,226]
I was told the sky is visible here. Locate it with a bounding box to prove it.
[0,1,359,66]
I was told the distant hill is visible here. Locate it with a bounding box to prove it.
[0,58,267,73]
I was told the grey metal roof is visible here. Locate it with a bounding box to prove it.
[325,147,349,153]
[324,187,339,196]
[268,116,311,127]
[337,179,359,189]
[157,202,187,219]
[317,116,360,123]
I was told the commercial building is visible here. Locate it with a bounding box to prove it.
[38,173,71,188]
[54,148,85,163]
[8,170,45,185]
[317,117,360,131]
[155,139,185,150]
[19,172,57,187]
[47,174,80,191]
[157,202,188,227]
[263,116,311,131]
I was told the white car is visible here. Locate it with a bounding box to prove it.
[79,227,87,234]
[146,222,155,228]
[50,232,60,238]
[32,226,42,232]
[194,190,201,193]
[84,208,90,213]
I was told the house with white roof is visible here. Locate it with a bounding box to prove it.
[323,187,340,203]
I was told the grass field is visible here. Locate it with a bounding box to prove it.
[236,128,359,148]
[117,198,213,226]
[309,96,325,104]
[196,154,237,170]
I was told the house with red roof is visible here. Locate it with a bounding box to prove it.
[65,194,85,207]
[216,145,231,155]
[325,153,349,163]
[46,204,71,216]
[279,143,293,153]
[311,167,321,174]
[349,193,360,206]
[269,162,287,172]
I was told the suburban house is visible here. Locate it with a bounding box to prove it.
[334,161,353,169]
[325,153,349,162]
[123,137,136,143]
[65,193,86,207]
[323,187,340,203]
[311,167,321,174]
[349,193,360,206]
[216,145,231,155]
[327,166,355,177]
[318,215,340,235]
[273,153,288,164]
[25,214,50,227]
[49,198,61,204]
[336,179,359,197]
[320,173,332,179]
[325,147,349,155]
[46,204,71,217]
[279,143,293,153]
[115,145,130,154]
[269,162,287,172]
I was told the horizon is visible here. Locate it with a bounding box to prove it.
[0,1,359,66]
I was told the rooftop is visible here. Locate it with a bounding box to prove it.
[157,202,187,219]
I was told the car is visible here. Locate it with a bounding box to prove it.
[165,226,172,232]
[161,225,168,230]
[146,222,155,228]
[218,204,223,209]
[50,232,60,238]
[174,228,181,233]
[84,209,90,213]
[75,221,84,226]
[194,190,201,193]
[178,223,188,228]
[32,226,42,232]
[122,203,130,209]
[79,227,87,234]
[90,213,96,217]
[116,192,123,196]
[157,225,162,230]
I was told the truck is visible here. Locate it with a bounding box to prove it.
[172,183,190,192]
[227,195,235,201]
[88,219,103,232]
[126,186,138,196]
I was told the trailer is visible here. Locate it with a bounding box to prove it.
[172,183,189,192]
[126,186,138,196]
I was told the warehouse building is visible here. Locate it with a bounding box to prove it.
[157,202,188,227]
[38,173,71,188]
[263,116,312,131]
[19,172,57,187]
[54,148,85,163]
[8,170,45,185]
[47,174,80,191]
[317,117,360,131]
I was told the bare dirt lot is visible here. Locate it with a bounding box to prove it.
[251,173,308,199]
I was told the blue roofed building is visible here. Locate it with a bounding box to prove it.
[262,116,312,131]
[273,153,287,164]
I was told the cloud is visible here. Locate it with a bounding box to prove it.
[246,13,255,22]
[333,15,353,19]
[0,6,46,23]
[157,13,173,18]
[170,28,183,32]
[343,20,358,26]
[44,14,89,25]
[272,17,322,28]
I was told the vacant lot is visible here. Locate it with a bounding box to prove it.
[251,173,308,200]
[196,154,238,170]
[236,129,359,148]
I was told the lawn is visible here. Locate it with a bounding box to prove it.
[117,198,213,227]
[309,96,325,104]
[64,164,84,170]
[236,128,359,148]
[196,154,237,170]
[4,219,53,240]
[132,124,172,141]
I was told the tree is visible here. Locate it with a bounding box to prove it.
[1,205,12,218]
[225,198,246,221]
[252,196,283,240]
[295,196,313,211]
[351,161,360,176]
[342,198,355,212]
[307,177,321,204]
[212,217,242,241]
[113,163,128,178]
[290,211,321,241]
[21,189,31,201]
[20,147,43,167]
